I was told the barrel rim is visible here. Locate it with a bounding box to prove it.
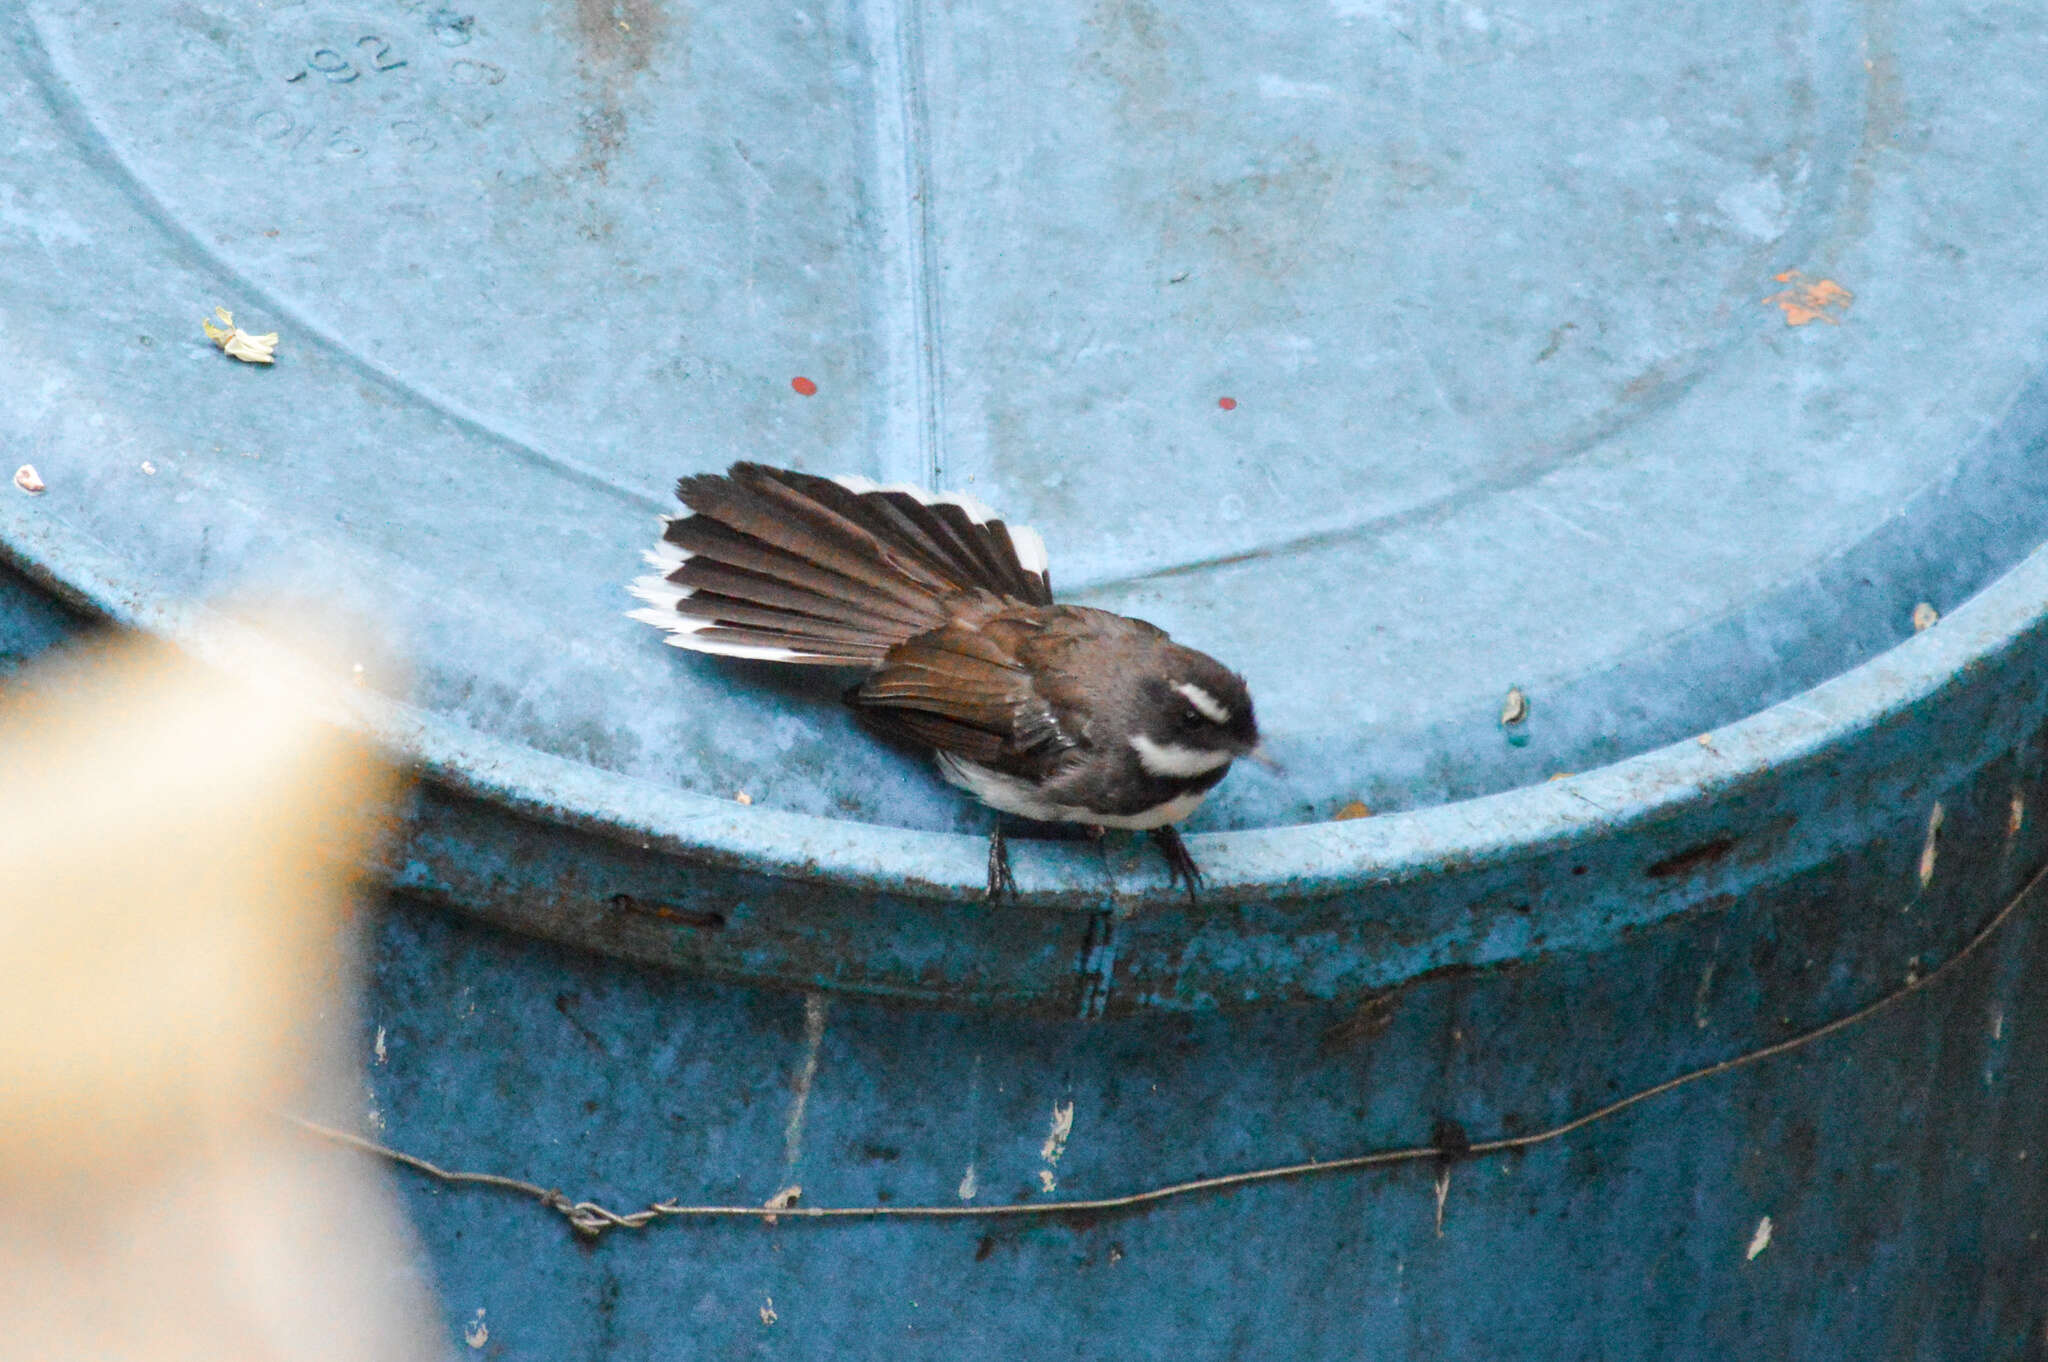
[2,491,2036,910]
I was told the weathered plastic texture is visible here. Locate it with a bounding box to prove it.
[4,556,2047,1354]
[7,0,2048,1017]
[5,0,2048,1355]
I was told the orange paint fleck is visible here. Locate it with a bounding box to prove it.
[790,376,817,396]
[1763,271,1854,326]
[1217,396,1238,410]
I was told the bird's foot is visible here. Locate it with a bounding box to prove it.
[986,823,1018,902]
[1149,825,1203,905]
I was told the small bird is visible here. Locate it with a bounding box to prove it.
[626,462,1267,900]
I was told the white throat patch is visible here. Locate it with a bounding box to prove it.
[1129,733,1235,778]
[1172,681,1232,725]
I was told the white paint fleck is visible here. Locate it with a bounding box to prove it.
[139,459,157,475]
[1433,1166,1451,1237]
[1041,1100,1074,1165]
[1037,1098,1075,1193]
[373,1025,387,1065]
[759,1295,778,1326]
[1746,1216,1772,1261]
[1715,176,1787,241]
[1258,71,1338,101]
[463,1309,488,1349]
[2010,791,2026,841]
[957,1163,978,1201]
[782,994,829,1176]
[1919,803,1945,889]
[1993,1008,2005,1041]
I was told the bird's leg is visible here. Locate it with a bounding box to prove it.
[986,819,1018,902]
[1149,825,1203,905]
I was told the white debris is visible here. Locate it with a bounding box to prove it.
[1040,1100,1074,1165]
[202,307,279,364]
[1918,803,1944,889]
[1746,1216,1772,1261]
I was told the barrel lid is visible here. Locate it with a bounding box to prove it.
[5,1,2047,859]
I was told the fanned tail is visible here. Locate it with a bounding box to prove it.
[627,462,1052,666]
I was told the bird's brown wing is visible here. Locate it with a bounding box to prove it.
[630,463,1053,666]
[849,613,1080,777]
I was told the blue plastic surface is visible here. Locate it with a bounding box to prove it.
[7,2,2048,1352]
[3,557,2047,1356]
[7,0,2048,1013]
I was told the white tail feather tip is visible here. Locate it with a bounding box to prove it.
[628,577,693,610]
[1009,525,1049,577]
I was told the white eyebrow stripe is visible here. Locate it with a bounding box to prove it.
[1129,733,1235,778]
[1172,682,1232,725]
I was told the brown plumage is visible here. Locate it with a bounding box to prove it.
[627,462,1262,899]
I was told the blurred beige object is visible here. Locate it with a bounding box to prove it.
[0,634,437,1361]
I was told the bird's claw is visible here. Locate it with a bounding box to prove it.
[986,823,1018,902]
[1149,825,1203,905]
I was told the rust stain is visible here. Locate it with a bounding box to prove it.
[1646,836,1738,880]
[564,0,681,184]
[1763,271,1854,326]
[574,0,668,73]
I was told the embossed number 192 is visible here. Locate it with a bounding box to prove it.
[288,35,407,84]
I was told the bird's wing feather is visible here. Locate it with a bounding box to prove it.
[851,621,1080,776]
[630,463,1052,664]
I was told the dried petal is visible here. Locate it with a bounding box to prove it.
[1500,686,1529,726]
[13,464,45,495]
[1333,800,1372,821]
[202,306,279,364]
[1912,602,1938,631]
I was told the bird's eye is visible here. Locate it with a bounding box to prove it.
[1178,706,1205,730]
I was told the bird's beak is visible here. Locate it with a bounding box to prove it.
[1242,742,1285,774]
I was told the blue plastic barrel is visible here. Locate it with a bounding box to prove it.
[5,0,2048,1354]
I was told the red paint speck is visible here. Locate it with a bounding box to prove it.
[791,376,818,396]
[1217,396,1238,410]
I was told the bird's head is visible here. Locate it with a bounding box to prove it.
[1128,653,1269,779]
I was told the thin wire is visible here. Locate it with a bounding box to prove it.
[289,859,2047,1237]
